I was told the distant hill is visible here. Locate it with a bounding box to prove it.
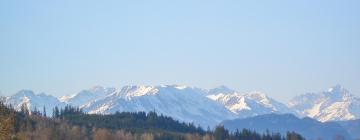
[222,113,352,140]
[0,100,305,140]
[336,119,360,140]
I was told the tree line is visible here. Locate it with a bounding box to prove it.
[0,99,306,140]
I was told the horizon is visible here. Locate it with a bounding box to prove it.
[1,84,354,103]
[1,0,360,102]
[2,1,360,140]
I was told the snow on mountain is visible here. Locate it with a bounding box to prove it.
[5,90,65,116]
[6,84,359,128]
[60,86,115,107]
[207,85,235,95]
[207,87,294,118]
[288,85,360,122]
[82,85,236,128]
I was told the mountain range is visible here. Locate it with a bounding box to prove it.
[3,84,360,129]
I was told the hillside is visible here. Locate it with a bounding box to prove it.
[222,114,351,140]
[0,100,305,140]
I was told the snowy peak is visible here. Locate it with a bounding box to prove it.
[325,85,353,101]
[208,93,251,113]
[245,92,276,109]
[207,90,293,118]
[115,85,158,99]
[167,84,189,90]
[61,86,115,106]
[114,84,204,99]
[327,85,348,93]
[288,85,360,122]
[9,90,57,104]
[6,90,35,110]
[245,92,268,102]
[11,90,36,98]
[120,85,153,93]
[6,90,65,116]
[87,85,116,96]
[208,85,235,95]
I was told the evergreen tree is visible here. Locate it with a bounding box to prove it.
[43,106,46,117]
[53,106,59,118]
[0,101,307,140]
[214,125,229,140]
[286,131,305,140]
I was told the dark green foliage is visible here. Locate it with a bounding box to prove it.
[42,106,46,117]
[212,126,294,140]
[52,106,60,118]
[0,99,16,139]
[214,125,228,140]
[286,131,305,140]
[0,100,307,140]
[56,105,203,134]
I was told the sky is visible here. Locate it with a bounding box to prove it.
[0,0,359,102]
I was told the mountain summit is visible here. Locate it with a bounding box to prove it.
[288,85,360,122]
[207,89,294,118]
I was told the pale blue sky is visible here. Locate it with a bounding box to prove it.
[1,0,359,102]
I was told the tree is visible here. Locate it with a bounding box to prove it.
[43,106,46,117]
[53,107,59,118]
[202,134,213,140]
[0,102,308,140]
[114,130,128,140]
[214,125,229,140]
[93,128,113,140]
[141,132,154,140]
[286,131,305,140]
[0,104,15,140]
[333,135,346,140]
[0,118,11,139]
[20,104,30,115]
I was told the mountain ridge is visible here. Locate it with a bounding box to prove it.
[4,84,360,128]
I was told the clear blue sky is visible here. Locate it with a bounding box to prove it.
[1,0,359,102]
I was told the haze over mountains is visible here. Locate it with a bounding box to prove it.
[4,85,360,128]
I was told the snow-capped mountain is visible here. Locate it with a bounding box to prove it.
[4,84,360,127]
[207,87,294,118]
[60,86,116,107]
[82,85,236,127]
[207,85,235,95]
[5,90,65,116]
[288,85,360,122]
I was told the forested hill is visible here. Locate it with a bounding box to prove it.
[52,105,205,135]
[0,100,305,140]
